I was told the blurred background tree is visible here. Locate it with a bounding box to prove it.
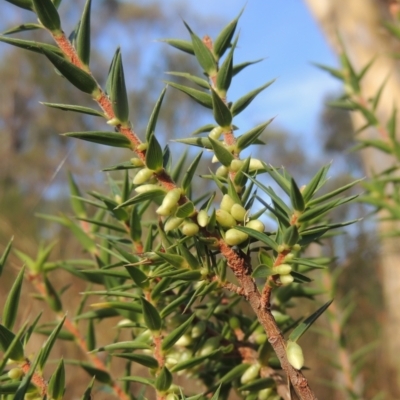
[305,0,400,393]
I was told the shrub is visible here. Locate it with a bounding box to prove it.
[0,1,360,399]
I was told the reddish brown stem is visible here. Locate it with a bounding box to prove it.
[28,272,130,400]
[219,240,317,400]
[21,359,48,397]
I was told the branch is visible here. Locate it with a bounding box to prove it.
[219,241,317,400]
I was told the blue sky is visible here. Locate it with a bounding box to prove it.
[152,0,342,146]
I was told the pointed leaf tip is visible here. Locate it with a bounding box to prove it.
[32,0,61,32]
[42,48,97,94]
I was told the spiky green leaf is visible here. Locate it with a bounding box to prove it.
[162,314,195,351]
[109,48,129,123]
[2,23,41,35]
[232,58,264,76]
[301,164,330,202]
[42,48,98,94]
[41,102,103,117]
[211,88,232,127]
[0,35,63,55]
[166,72,209,89]
[184,21,216,75]
[174,136,212,149]
[175,202,195,218]
[215,36,236,94]
[37,316,66,371]
[0,324,24,361]
[62,131,131,148]
[231,79,275,116]
[208,137,234,167]
[146,134,163,171]
[4,0,33,11]
[140,298,161,332]
[289,300,333,342]
[182,151,203,193]
[75,0,91,65]
[236,119,273,151]
[155,366,172,391]
[32,0,61,32]
[160,38,194,55]
[165,81,212,109]
[47,359,65,400]
[112,353,158,369]
[0,237,13,276]
[234,226,278,251]
[116,189,165,208]
[146,87,167,141]
[213,8,242,59]
[290,178,305,212]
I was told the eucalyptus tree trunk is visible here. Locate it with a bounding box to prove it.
[305,0,400,390]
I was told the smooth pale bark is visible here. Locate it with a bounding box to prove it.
[305,0,400,392]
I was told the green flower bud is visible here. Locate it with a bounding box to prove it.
[107,117,121,126]
[117,319,134,328]
[131,157,144,167]
[229,316,241,329]
[181,222,199,237]
[279,273,294,286]
[240,363,261,384]
[192,321,206,338]
[258,388,274,400]
[137,142,148,151]
[245,219,265,232]
[230,159,244,172]
[230,203,247,221]
[216,165,229,177]
[165,356,178,369]
[293,244,301,251]
[220,194,235,212]
[178,350,191,363]
[273,264,292,275]
[200,337,220,356]
[161,188,182,210]
[8,368,24,380]
[277,244,285,253]
[254,333,268,344]
[225,228,248,246]
[175,334,192,347]
[135,184,162,194]
[271,310,291,324]
[249,158,264,172]
[209,126,224,140]
[197,210,209,227]
[114,194,122,204]
[286,341,304,370]
[216,209,237,228]
[133,168,154,185]
[166,394,179,400]
[164,217,184,232]
[284,253,295,261]
[156,205,174,216]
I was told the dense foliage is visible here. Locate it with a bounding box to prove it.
[1,1,387,400]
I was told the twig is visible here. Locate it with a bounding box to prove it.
[219,240,317,400]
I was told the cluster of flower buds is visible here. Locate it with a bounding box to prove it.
[215,157,265,178]
[274,263,294,286]
[132,165,163,194]
[215,194,265,246]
